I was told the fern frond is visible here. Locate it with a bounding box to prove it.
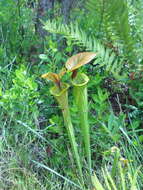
[44,20,124,78]
[86,0,134,58]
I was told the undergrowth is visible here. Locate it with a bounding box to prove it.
[1,0,143,189]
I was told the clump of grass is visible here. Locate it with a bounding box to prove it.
[92,147,140,190]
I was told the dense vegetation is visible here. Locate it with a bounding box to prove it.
[1,0,143,189]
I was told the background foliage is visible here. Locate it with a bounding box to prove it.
[0,0,143,189]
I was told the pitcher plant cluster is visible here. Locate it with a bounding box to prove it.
[41,52,96,185]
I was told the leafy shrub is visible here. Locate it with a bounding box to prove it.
[0,65,39,120]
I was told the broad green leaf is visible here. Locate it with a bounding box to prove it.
[39,54,48,60]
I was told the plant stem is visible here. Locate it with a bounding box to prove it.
[50,83,84,185]
[111,148,120,179]
[72,73,92,174]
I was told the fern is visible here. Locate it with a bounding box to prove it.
[44,20,124,78]
[129,0,143,64]
[86,0,135,63]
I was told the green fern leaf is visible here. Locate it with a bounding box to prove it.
[44,20,124,77]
